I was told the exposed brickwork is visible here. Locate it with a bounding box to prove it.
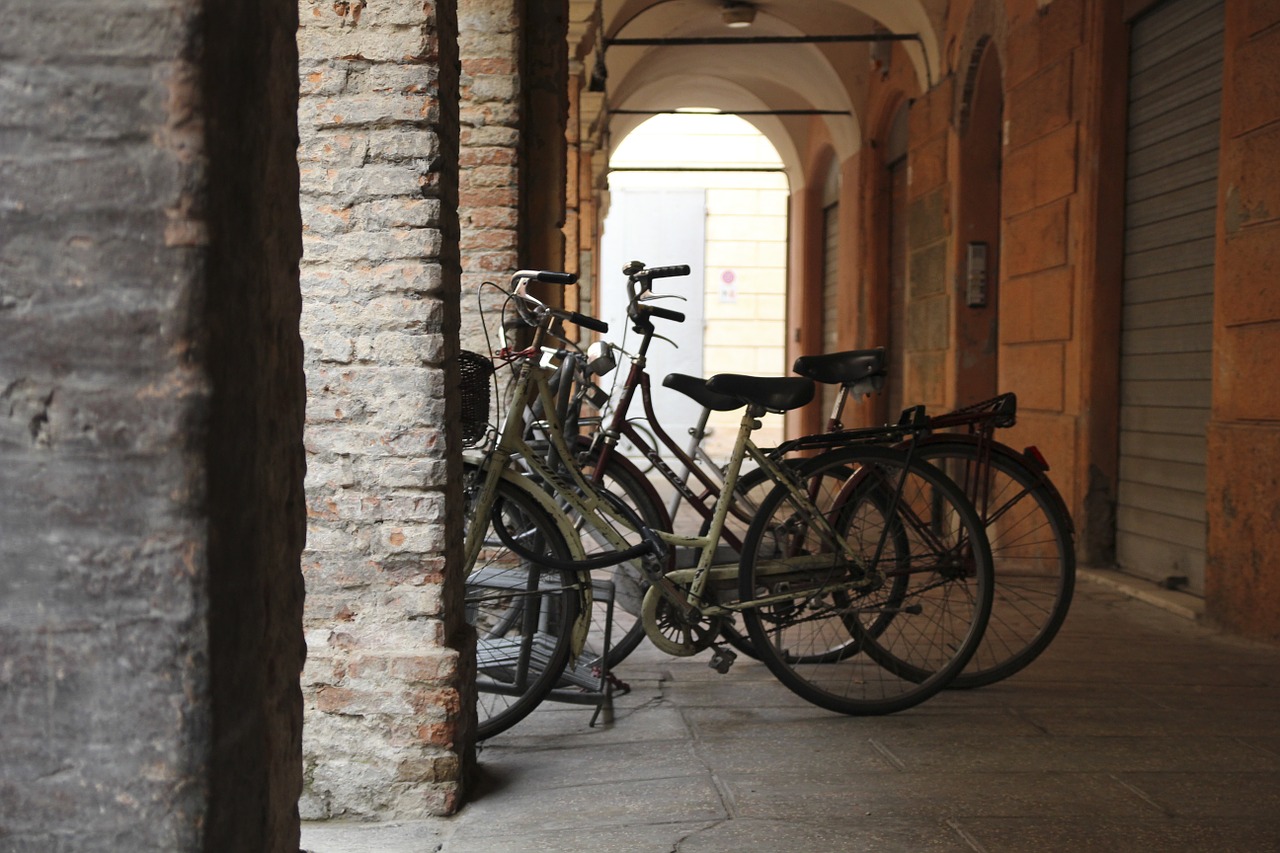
[298,0,470,819]
[0,0,305,849]
[459,0,521,352]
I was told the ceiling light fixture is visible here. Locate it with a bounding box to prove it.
[722,1,756,28]
[588,51,608,92]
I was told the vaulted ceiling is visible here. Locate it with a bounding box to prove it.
[571,0,945,183]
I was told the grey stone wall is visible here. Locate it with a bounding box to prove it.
[0,0,305,849]
[298,0,471,819]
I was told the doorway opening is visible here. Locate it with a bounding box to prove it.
[599,112,790,461]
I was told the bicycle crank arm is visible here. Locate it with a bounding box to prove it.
[636,560,702,622]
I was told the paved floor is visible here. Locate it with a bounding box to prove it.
[302,571,1280,853]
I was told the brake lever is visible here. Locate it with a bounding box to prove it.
[650,332,679,350]
[639,293,688,303]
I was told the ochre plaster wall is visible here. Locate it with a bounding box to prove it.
[1205,2,1280,640]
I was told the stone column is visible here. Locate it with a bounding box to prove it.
[1,0,306,849]
[298,0,471,818]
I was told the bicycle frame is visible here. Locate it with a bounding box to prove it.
[475,339,897,623]
[471,269,976,656]
[466,270,1001,731]
[818,389,1073,539]
[588,358,756,552]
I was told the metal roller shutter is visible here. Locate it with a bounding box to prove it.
[1116,0,1223,593]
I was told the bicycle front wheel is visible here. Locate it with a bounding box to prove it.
[739,446,993,716]
[465,472,581,739]
[575,446,674,668]
[915,439,1075,688]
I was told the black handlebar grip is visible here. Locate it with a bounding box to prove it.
[567,311,608,334]
[537,271,578,285]
[642,264,690,279]
[646,305,685,323]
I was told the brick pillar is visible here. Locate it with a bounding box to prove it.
[459,0,522,352]
[1,0,305,849]
[298,0,471,818]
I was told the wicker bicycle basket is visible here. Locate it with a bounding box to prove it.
[458,350,495,447]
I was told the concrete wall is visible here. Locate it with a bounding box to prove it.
[0,0,306,848]
[298,0,471,819]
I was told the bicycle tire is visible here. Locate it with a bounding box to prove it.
[574,443,674,667]
[739,445,993,715]
[464,472,581,739]
[731,452,910,665]
[914,439,1075,688]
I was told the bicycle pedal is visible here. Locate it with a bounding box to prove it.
[708,646,737,674]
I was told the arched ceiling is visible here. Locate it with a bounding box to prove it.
[594,0,943,181]
[613,75,806,184]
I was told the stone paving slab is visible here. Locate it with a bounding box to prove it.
[456,773,726,834]
[472,738,709,792]
[858,732,1280,774]
[301,820,450,853]
[437,822,721,853]
[947,817,1280,853]
[723,771,1162,821]
[674,818,979,853]
[302,583,1280,853]
[1113,771,1280,817]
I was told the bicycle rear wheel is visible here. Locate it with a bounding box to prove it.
[915,439,1075,688]
[575,446,674,668]
[464,472,581,739]
[739,446,993,715]
[711,462,834,661]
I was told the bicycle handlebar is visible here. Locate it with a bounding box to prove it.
[645,304,685,324]
[513,269,577,286]
[623,262,691,334]
[507,269,609,335]
[559,309,608,334]
[640,264,691,281]
[623,261,691,291]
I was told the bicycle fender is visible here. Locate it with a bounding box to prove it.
[462,452,595,658]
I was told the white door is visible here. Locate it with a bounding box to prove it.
[599,188,707,461]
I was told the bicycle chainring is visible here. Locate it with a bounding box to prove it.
[641,586,723,657]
